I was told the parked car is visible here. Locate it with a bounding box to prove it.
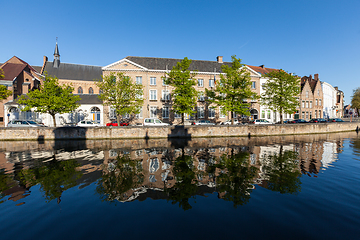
[329,118,344,122]
[276,119,293,124]
[106,120,129,126]
[7,120,46,127]
[143,118,169,126]
[309,118,327,123]
[250,119,273,124]
[76,120,102,127]
[220,119,241,125]
[291,119,309,124]
[192,120,216,125]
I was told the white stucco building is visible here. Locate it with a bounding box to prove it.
[321,82,337,119]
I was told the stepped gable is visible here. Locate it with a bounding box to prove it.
[125,56,232,73]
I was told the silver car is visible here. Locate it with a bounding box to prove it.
[7,120,45,127]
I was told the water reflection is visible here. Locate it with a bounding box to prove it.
[0,132,356,209]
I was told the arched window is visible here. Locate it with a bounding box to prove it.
[78,87,83,94]
[90,107,101,123]
[89,87,94,94]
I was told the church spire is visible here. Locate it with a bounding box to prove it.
[53,37,60,68]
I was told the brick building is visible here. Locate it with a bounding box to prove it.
[299,74,324,120]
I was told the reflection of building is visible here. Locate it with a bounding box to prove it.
[321,142,338,168]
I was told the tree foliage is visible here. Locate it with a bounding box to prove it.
[206,55,258,124]
[351,87,360,115]
[164,57,198,124]
[18,74,80,127]
[260,70,300,124]
[97,72,144,125]
[0,69,12,101]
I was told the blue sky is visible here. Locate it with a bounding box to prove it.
[1,0,359,104]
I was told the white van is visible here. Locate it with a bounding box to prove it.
[143,118,170,126]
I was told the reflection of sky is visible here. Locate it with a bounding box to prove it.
[321,142,338,169]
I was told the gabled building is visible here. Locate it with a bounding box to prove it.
[102,56,262,125]
[0,56,43,125]
[300,74,324,120]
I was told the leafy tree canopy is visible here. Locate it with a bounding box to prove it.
[96,72,144,125]
[164,57,198,124]
[18,74,80,127]
[351,87,360,115]
[0,69,12,101]
[261,70,300,124]
[206,55,258,124]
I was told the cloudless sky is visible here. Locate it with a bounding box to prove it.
[1,0,359,104]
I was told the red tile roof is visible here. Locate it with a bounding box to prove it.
[246,65,279,75]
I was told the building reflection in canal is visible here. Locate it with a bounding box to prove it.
[0,132,356,209]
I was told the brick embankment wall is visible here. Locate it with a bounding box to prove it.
[0,122,359,141]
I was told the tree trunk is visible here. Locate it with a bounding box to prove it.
[117,114,121,127]
[51,114,57,127]
[181,113,184,125]
[231,111,234,125]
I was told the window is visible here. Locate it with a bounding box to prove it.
[319,99,322,106]
[267,110,271,119]
[316,99,318,105]
[310,101,312,108]
[78,87,83,94]
[174,112,181,118]
[88,87,94,94]
[251,81,256,89]
[136,76,142,85]
[306,101,309,108]
[219,107,226,118]
[315,110,317,118]
[261,110,265,118]
[208,107,215,118]
[306,112,309,119]
[162,106,169,119]
[162,90,170,100]
[209,79,214,88]
[310,111,312,119]
[302,101,305,108]
[198,91,205,101]
[136,107,143,119]
[317,89,320,96]
[198,79,204,87]
[302,112,305,119]
[150,90,157,100]
[198,107,205,119]
[150,106,157,118]
[306,91,309,98]
[162,78,168,86]
[319,110,322,118]
[150,77,156,85]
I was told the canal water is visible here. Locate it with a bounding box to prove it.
[0,132,359,239]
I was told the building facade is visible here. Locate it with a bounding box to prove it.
[299,74,324,120]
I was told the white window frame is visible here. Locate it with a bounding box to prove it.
[198,106,205,119]
[162,106,169,119]
[150,77,156,86]
[208,107,215,118]
[136,76,142,85]
[209,79,214,88]
[136,107,143,119]
[251,81,256,89]
[198,91,205,101]
[198,79,204,87]
[150,90,157,100]
[162,90,170,101]
[150,106,157,118]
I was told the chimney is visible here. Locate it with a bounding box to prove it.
[40,56,48,74]
[259,65,265,69]
[314,74,319,80]
[217,56,223,63]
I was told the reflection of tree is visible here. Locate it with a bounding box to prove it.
[210,150,258,208]
[0,169,17,204]
[261,146,301,194]
[17,157,82,202]
[96,155,144,202]
[165,152,198,211]
[350,139,360,157]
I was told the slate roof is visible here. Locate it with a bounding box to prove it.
[43,61,102,81]
[74,94,102,104]
[124,56,232,73]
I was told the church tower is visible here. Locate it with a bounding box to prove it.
[53,38,60,68]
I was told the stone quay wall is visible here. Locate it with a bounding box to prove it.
[0,122,359,141]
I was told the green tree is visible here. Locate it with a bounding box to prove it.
[261,146,301,194]
[164,57,198,124]
[209,150,258,207]
[96,72,144,125]
[96,155,144,203]
[0,69,12,101]
[260,70,300,124]
[206,55,258,125]
[18,74,80,127]
[351,87,360,116]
